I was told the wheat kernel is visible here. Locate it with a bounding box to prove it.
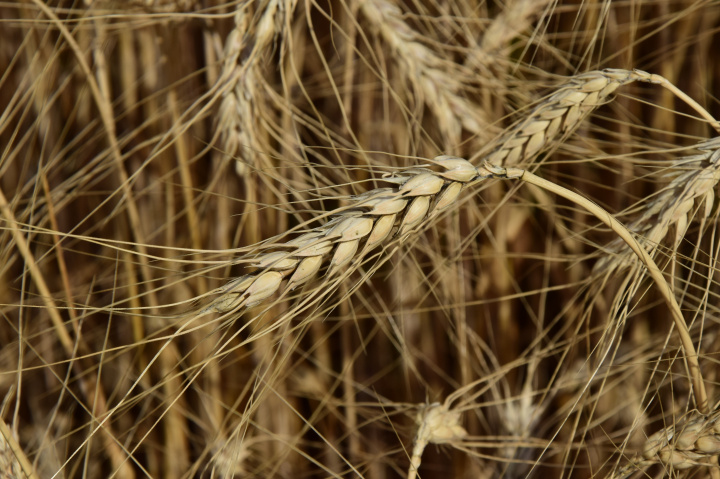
[244,271,283,306]
[288,255,323,288]
[366,214,396,248]
[580,75,610,92]
[255,251,299,270]
[366,197,408,215]
[329,240,359,274]
[432,182,463,214]
[695,435,720,454]
[400,173,445,196]
[399,196,431,236]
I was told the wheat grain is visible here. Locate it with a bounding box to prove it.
[206,156,484,313]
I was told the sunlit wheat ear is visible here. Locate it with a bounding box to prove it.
[479,68,719,168]
[610,407,720,477]
[596,136,720,274]
[407,402,468,479]
[479,69,636,166]
[205,156,481,313]
[470,0,552,68]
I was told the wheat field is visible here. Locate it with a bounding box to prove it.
[2,1,720,477]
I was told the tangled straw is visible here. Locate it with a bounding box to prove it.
[204,68,713,416]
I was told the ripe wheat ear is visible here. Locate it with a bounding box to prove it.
[478,69,720,168]
[596,136,720,274]
[205,156,481,313]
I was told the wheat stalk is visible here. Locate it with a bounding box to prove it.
[482,162,709,413]
[206,156,481,312]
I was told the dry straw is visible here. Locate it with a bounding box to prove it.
[2,1,719,477]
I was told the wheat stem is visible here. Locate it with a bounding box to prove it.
[631,69,720,134]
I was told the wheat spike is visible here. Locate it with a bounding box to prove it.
[596,136,720,274]
[206,156,485,313]
[467,0,553,69]
[359,0,490,146]
[0,418,35,479]
[407,402,467,479]
[609,407,720,477]
[478,69,636,167]
[479,68,720,171]
[218,1,296,175]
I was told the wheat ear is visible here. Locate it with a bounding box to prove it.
[207,156,481,312]
[469,0,553,68]
[609,407,720,477]
[359,0,489,145]
[407,402,467,479]
[0,418,37,479]
[596,136,720,274]
[479,69,720,168]
[218,1,295,175]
